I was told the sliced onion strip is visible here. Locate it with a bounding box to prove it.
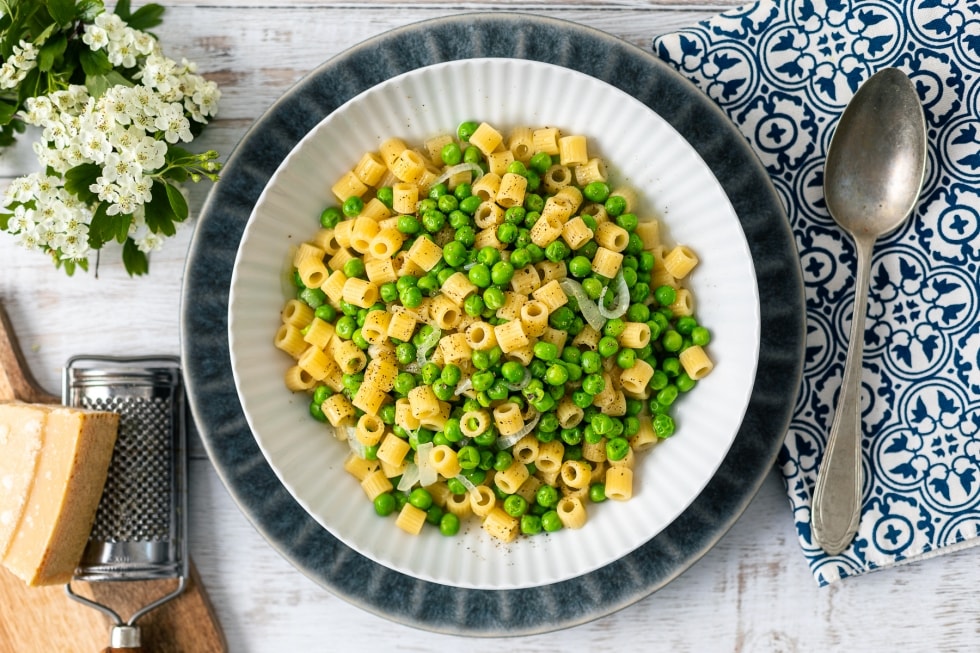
[598,269,630,320]
[397,461,420,491]
[417,441,438,487]
[431,162,484,189]
[416,327,442,366]
[558,278,606,331]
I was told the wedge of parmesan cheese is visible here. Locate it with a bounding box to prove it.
[0,401,118,586]
[0,403,47,558]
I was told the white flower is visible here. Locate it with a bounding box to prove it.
[83,25,109,50]
[154,103,193,143]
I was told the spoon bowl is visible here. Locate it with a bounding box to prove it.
[811,67,927,555]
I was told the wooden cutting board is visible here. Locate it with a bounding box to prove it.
[0,303,227,653]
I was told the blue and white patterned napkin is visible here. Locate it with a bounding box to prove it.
[654,0,980,584]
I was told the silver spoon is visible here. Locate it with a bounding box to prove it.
[811,67,927,555]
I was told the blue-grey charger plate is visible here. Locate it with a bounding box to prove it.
[181,12,805,636]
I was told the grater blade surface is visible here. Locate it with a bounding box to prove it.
[63,355,187,583]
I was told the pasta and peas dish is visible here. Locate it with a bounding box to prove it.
[273,120,714,542]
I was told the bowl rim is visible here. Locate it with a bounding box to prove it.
[181,11,805,636]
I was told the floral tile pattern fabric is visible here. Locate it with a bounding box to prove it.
[654,0,980,584]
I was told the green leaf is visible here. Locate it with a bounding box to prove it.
[16,67,41,104]
[43,0,78,25]
[0,212,12,230]
[165,183,189,222]
[122,237,149,276]
[64,163,102,204]
[85,73,111,99]
[88,203,131,248]
[77,0,105,22]
[79,47,112,77]
[38,34,67,72]
[144,180,177,236]
[0,101,17,126]
[126,4,165,31]
[114,0,133,19]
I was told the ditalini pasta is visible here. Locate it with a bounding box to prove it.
[274,120,713,541]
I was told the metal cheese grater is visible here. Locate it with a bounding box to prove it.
[62,355,188,651]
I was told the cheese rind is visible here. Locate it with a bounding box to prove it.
[0,403,119,586]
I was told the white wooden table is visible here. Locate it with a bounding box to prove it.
[2,2,977,651]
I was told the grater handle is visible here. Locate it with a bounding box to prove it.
[103,624,142,652]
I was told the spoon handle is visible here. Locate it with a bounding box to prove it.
[811,235,875,555]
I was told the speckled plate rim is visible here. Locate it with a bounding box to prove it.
[180,12,805,636]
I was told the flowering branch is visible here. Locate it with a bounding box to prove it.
[0,0,222,276]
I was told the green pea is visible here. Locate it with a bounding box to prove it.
[309,398,326,422]
[439,512,461,536]
[545,240,570,262]
[616,212,638,232]
[441,142,463,166]
[467,263,491,288]
[691,325,711,346]
[533,341,558,362]
[393,372,416,395]
[483,286,505,310]
[568,255,592,278]
[342,196,363,217]
[375,186,394,208]
[662,329,683,352]
[421,362,441,385]
[504,206,526,224]
[501,360,525,383]
[541,510,563,532]
[463,294,485,317]
[497,222,518,244]
[457,120,479,141]
[422,209,446,233]
[583,181,611,203]
[335,315,356,339]
[351,329,369,350]
[580,350,601,374]
[606,436,630,461]
[471,370,495,392]
[521,513,543,535]
[455,225,476,247]
[545,364,569,386]
[298,287,327,309]
[417,273,439,296]
[342,258,365,279]
[509,247,531,268]
[676,372,697,393]
[632,282,651,303]
[397,215,421,234]
[528,152,552,174]
[503,494,528,518]
[616,348,636,369]
[581,277,603,300]
[589,483,607,503]
[654,284,677,307]
[314,304,337,322]
[463,145,483,164]
[490,260,515,285]
[657,384,679,407]
[379,404,396,425]
[524,193,544,214]
[319,206,343,228]
[443,417,463,443]
[409,487,433,510]
[400,286,423,308]
[536,484,559,508]
[582,373,605,396]
[605,195,627,217]
[626,303,651,323]
[653,413,676,438]
[548,306,575,330]
[374,492,396,516]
